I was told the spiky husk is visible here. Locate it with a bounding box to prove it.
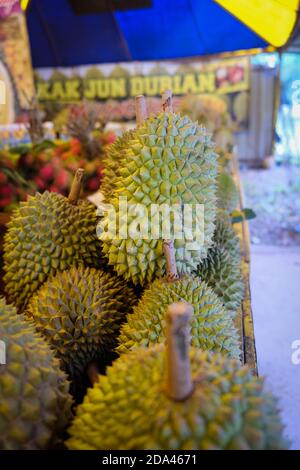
[67,346,287,450]
[117,275,240,359]
[26,266,137,382]
[101,129,134,199]
[3,191,101,309]
[217,172,239,212]
[99,112,218,285]
[0,297,72,450]
[195,210,243,316]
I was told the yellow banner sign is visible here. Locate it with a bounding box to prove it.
[36,57,249,102]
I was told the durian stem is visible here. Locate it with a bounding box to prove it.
[68,168,85,205]
[163,239,179,282]
[161,89,173,112]
[87,362,100,386]
[135,95,147,126]
[165,302,194,401]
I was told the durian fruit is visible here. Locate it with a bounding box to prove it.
[101,128,135,199]
[67,302,287,450]
[0,297,73,450]
[117,240,240,359]
[99,92,218,285]
[217,172,239,212]
[195,210,244,316]
[25,266,138,386]
[3,169,102,309]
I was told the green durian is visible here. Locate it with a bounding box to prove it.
[68,304,286,450]
[3,172,101,309]
[25,266,137,386]
[117,275,240,359]
[99,109,218,285]
[217,172,239,212]
[0,297,73,450]
[101,129,134,199]
[195,210,244,316]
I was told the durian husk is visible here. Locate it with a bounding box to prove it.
[117,275,241,359]
[100,129,135,199]
[25,266,138,386]
[217,172,239,213]
[0,297,73,450]
[67,346,288,450]
[100,111,218,285]
[3,191,102,309]
[195,210,244,316]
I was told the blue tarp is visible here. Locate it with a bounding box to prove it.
[26,0,268,68]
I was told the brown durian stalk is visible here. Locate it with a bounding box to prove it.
[86,362,100,386]
[135,94,147,126]
[165,301,194,401]
[68,168,85,205]
[163,239,179,282]
[162,89,173,112]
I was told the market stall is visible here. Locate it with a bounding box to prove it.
[0,0,299,454]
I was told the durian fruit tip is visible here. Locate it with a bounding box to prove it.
[165,301,194,401]
[161,89,173,112]
[163,239,179,282]
[135,94,147,126]
[68,168,85,205]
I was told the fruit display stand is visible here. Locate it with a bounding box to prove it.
[232,152,258,374]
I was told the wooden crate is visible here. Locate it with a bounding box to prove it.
[232,154,258,375]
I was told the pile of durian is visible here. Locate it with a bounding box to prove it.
[1,91,287,450]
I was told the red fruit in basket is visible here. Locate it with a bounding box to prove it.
[0,197,13,208]
[1,184,13,197]
[0,171,7,184]
[87,177,99,191]
[49,185,60,193]
[40,164,55,180]
[25,154,34,166]
[70,138,81,155]
[34,176,46,190]
[0,184,13,208]
[55,169,70,188]
[104,131,116,145]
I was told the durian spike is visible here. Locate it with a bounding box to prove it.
[163,239,179,282]
[68,168,85,205]
[135,95,147,126]
[161,89,173,112]
[87,362,100,386]
[165,301,194,401]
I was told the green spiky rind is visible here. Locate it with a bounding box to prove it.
[3,191,101,309]
[0,297,73,450]
[25,266,137,380]
[101,129,135,199]
[213,210,240,254]
[117,275,240,359]
[217,172,239,212]
[100,112,218,285]
[67,346,287,450]
[196,246,243,316]
[195,210,243,316]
